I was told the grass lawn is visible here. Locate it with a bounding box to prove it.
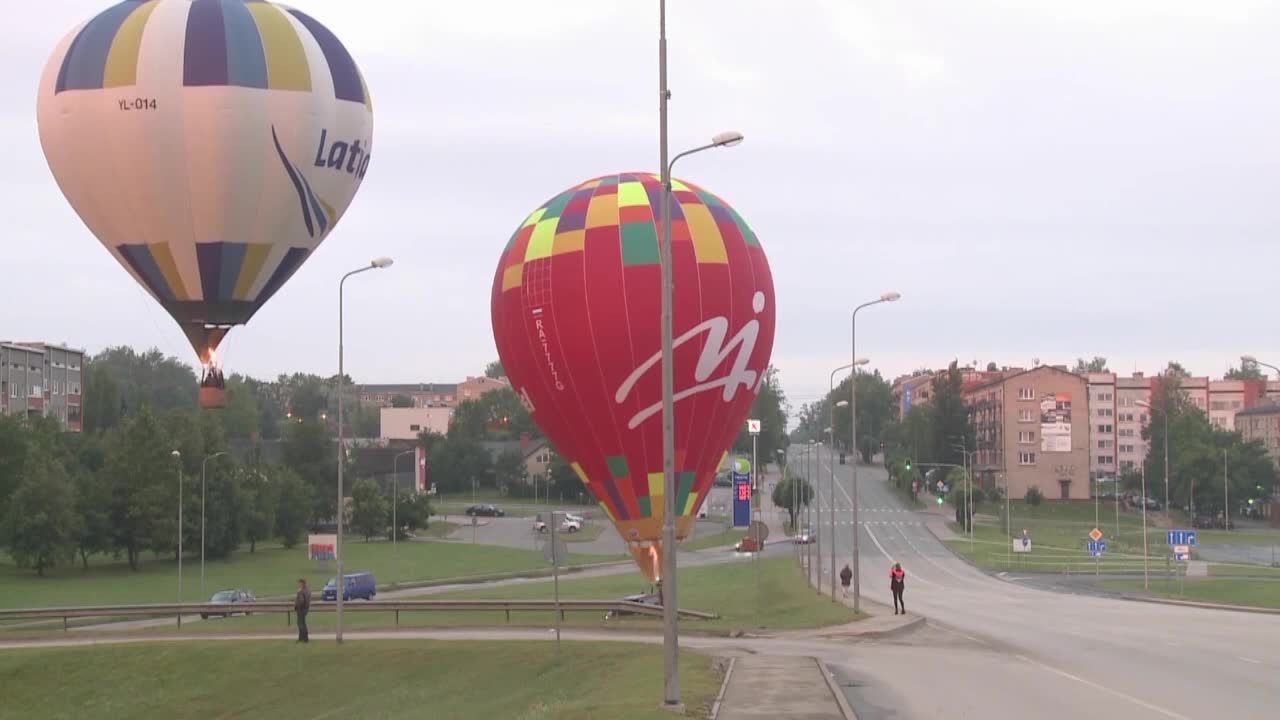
[419,521,460,539]
[139,555,860,637]
[1100,578,1280,610]
[1190,529,1280,546]
[680,526,744,552]
[0,640,723,720]
[1208,563,1280,578]
[559,524,606,543]
[0,540,618,610]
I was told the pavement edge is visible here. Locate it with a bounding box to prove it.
[816,657,858,720]
[709,656,737,719]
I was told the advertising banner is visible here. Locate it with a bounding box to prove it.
[1040,392,1072,452]
[308,534,337,561]
[732,473,752,528]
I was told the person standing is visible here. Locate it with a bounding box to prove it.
[890,563,906,615]
[839,564,853,600]
[295,578,310,643]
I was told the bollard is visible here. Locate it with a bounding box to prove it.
[395,610,400,627]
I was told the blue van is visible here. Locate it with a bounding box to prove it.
[322,571,377,601]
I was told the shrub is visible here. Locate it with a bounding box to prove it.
[1025,485,1044,506]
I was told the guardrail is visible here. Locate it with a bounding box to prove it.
[0,599,718,632]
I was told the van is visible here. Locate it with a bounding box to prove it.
[322,571,377,601]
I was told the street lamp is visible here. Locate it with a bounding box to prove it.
[658,3,744,703]
[1136,400,1170,517]
[849,292,900,612]
[336,256,394,643]
[172,449,182,619]
[200,450,228,600]
[1242,355,1280,378]
[392,449,415,587]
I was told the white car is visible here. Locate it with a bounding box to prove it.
[564,513,586,525]
[561,517,583,533]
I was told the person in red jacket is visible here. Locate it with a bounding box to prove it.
[890,563,906,615]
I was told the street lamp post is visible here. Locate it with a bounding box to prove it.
[172,450,182,623]
[392,450,414,587]
[657,6,744,704]
[828,359,865,602]
[849,292,900,612]
[336,256,393,644]
[1141,462,1149,589]
[200,450,228,600]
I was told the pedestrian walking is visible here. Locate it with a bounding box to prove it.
[839,564,853,599]
[295,578,310,643]
[890,562,906,615]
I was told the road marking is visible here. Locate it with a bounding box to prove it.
[1013,653,1192,720]
[1237,656,1262,665]
[863,524,894,562]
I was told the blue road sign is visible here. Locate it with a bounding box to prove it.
[1167,530,1198,546]
[1087,540,1107,557]
[732,473,752,528]
[1174,551,1191,561]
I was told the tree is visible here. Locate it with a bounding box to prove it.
[89,346,199,416]
[771,472,813,530]
[72,467,113,570]
[391,394,414,408]
[0,415,28,516]
[241,466,277,554]
[547,451,587,501]
[103,409,174,570]
[2,458,80,576]
[835,371,894,463]
[986,362,998,372]
[83,363,122,434]
[274,468,312,549]
[391,491,431,539]
[1072,357,1109,374]
[282,419,335,526]
[930,361,973,467]
[1225,364,1264,380]
[200,457,244,560]
[350,478,387,542]
[493,448,526,492]
[732,366,789,467]
[448,388,536,442]
[219,375,260,439]
[426,437,494,493]
[485,360,505,379]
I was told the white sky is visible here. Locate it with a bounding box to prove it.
[6,1,1279,419]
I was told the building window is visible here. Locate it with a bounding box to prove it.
[1097,408,1113,417]
[1097,455,1114,465]
[1018,451,1036,465]
[1139,413,1148,424]
[1119,398,1133,407]
[1118,428,1134,437]
[1095,392,1113,401]
[1019,409,1034,422]
[1098,439,1113,449]
[1018,387,1034,400]
[1018,431,1035,443]
[8,384,15,399]
[1121,460,1135,470]
[409,424,421,431]
[1097,424,1112,433]
[1119,444,1135,453]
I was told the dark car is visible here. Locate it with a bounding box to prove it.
[712,472,732,488]
[322,572,377,601]
[201,589,256,619]
[1193,515,1216,529]
[465,504,505,517]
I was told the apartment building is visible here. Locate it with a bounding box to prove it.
[966,365,1091,501]
[1236,403,1280,467]
[892,366,1009,419]
[1087,373,1118,485]
[359,376,508,409]
[379,406,452,441]
[0,341,84,431]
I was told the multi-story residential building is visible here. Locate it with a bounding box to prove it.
[892,366,1009,419]
[379,407,452,441]
[966,365,1090,501]
[1114,374,1152,473]
[359,376,508,409]
[0,341,84,432]
[1086,373,1118,487]
[1236,403,1280,468]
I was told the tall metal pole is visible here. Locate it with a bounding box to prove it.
[1224,449,1229,533]
[337,274,348,642]
[657,0,679,707]
[1164,409,1170,515]
[177,460,183,623]
[850,312,860,612]
[827,367,850,602]
[752,433,759,623]
[812,440,820,590]
[1141,463,1149,589]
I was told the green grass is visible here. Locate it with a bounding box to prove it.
[0,540,619,610]
[559,524,606,543]
[679,525,743,551]
[138,555,860,637]
[1190,529,1280,546]
[1100,578,1280,610]
[418,521,460,538]
[1208,563,1280,578]
[0,640,723,720]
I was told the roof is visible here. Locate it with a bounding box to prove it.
[480,437,549,461]
[1236,403,1280,418]
[358,383,458,394]
[965,364,1083,394]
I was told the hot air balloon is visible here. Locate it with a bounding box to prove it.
[37,0,373,408]
[490,172,775,580]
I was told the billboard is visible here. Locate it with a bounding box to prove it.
[1040,392,1072,453]
[308,534,337,561]
[732,473,752,528]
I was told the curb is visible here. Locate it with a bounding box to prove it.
[816,657,858,720]
[1122,595,1280,615]
[709,656,736,720]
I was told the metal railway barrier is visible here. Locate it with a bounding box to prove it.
[0,600,718,632]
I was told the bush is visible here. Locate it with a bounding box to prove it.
[1025,485,1044,506]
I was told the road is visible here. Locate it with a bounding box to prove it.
[791,446,1280,720]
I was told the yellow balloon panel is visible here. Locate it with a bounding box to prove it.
[37,0,373,356]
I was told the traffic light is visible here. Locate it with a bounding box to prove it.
[904,458,912,471]
[936,495,944,505]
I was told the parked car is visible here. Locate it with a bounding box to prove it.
[1193,515,1216,529]
[713,472,733,487]
[534,514,549,533]
[201,589,256,619]
[735,535,763,553]
[465,504,505,517]
[794,528,817,545]
[1144,498,1162,511]
[322,571,377,601]
[563,513,586,525]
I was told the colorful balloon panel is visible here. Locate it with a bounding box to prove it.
[37,0,372,361]
[491,172,775,580]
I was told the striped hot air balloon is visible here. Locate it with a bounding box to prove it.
[491,173,776,581]
[37,0,373,407]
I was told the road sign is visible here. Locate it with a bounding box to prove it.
[1088,528,1103,542]
[747,419,761,435]
[1087,539,1106,557]
[1167,530,1197,546]
[1173,544,1191,561]
[732,474,752,528]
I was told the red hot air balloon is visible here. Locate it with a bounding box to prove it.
[490,172,775,581]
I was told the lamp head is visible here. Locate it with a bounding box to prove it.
[711,131,745,147]
[881,291,902,302]
[371,256,394,269]
[171,450,181,458]
[836,400,850,408]
[1241,355,1258,365]
[854,357,870,366]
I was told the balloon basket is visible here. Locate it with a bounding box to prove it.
[199,386,226,409]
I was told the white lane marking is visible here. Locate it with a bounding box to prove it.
[865,525,940,588]
[1237,656,1262,665]
[1013,653,1192,720]
[891,523,981,586]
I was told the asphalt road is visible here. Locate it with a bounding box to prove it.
[790,446,1280,720]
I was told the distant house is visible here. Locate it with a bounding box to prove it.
[481,436,551,485]
[380,406,452,441]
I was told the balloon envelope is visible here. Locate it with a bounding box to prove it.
[37,0,373,362]
[490,172,775,580]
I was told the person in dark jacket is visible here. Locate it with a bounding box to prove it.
[839,564,853,599]
[295,578,310,642]
[890,563,906,614]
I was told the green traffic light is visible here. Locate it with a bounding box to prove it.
[936,496,944,505]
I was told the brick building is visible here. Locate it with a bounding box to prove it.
[0,341,84,432]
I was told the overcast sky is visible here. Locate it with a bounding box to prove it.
[7,1,1279,421]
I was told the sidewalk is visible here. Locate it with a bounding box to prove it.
[717,654,853,719]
